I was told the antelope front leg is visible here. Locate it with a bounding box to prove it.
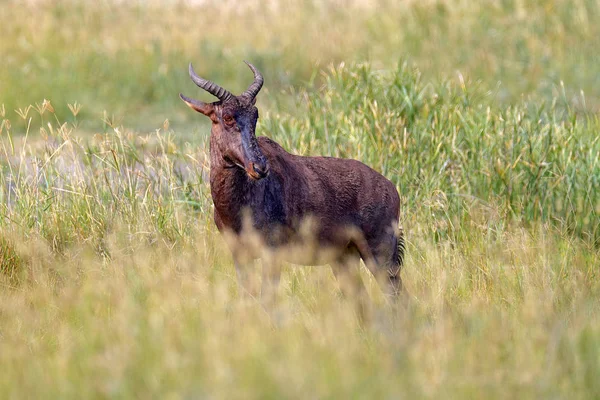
[261,253,281,303]
[234,260,261,299]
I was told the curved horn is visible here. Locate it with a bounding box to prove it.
[242,61,264,99]
[188,63,233,101]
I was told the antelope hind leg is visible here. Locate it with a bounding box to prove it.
[367,234,404,301]
[331,247,371,322]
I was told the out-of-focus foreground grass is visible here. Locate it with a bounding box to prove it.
[1,226,599,398]
[1,0,599,130]
[1,0,600,398]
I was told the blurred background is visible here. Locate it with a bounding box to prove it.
[1,0,599,131]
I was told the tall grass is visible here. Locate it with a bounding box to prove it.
[1,60,599,397]
[1,0,599,398]
[1,63,597,250]
[1,228,599,398]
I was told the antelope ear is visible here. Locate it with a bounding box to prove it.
[179,93,214,116]
[251,96,257,105]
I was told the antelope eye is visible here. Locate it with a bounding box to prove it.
[223,115,235,125]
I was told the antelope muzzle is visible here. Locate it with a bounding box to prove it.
[246,159,269,180]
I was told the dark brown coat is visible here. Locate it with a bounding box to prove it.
[181,62,404,296]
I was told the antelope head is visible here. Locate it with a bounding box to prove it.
[180,62,269,180]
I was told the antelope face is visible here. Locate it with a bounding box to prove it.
[215,96,268,180]
[180,62,269,180]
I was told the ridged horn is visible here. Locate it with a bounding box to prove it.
[188,63,233,101]
[242,61,264,99]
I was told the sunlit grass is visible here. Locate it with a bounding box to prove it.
[0,0,599,397]
[1,59,599,397]
[1,218,599,398]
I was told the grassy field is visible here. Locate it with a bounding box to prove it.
[1,0,600,398]
[2,0,599,129]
